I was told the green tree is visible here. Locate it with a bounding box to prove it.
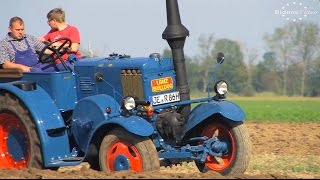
[286,63,303,96]
[196,34,216,92]
[253,51,281,93]
[308,57,320,96]
[162,48,172,58]
[185,57,201,92]
[244,48,259,96]
[213,39,249,95]
[289,22,320,96]
[264,22,320,96]
[161,48,201,92]
[264,25,293,95]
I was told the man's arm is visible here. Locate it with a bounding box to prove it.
[70,42,79,53]
[2,61,31,72]
[0,42,31,72]
[45,41,79,54]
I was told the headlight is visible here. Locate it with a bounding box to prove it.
[123,97,136,110]
[214,81,228,95]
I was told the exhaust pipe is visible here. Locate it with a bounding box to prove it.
[162,0,191,121]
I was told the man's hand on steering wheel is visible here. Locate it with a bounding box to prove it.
[38,37,72,64]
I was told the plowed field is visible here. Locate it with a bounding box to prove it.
[0,121,319,179]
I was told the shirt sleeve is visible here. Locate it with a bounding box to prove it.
[43,31,51,41]
[69,26,80,44]
[27,35,45,51]
[0,42,12,64]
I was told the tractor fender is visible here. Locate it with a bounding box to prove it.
[0,82,72,166]
[72,94,154,152]
[186,100,246,132]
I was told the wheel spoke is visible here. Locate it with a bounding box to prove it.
[206,156,225,168]
[124,146,142,172]
[201,123,235,171]
[111,142,130,155]
[213,129,219,137]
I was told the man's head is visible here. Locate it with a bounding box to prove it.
[47,8,65,30]
[9,16,25,40]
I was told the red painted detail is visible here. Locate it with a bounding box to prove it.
[0,113,29,169]
[201,123,235,171]
[106,141,143,172]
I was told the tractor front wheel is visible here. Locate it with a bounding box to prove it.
[0,92,43,169]
[98,127,160,172]
[195,120,251,175]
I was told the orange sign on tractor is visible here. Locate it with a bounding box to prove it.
[151,77,173,92]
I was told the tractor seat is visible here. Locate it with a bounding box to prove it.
[0,69,23,83]
[0,69,23,78]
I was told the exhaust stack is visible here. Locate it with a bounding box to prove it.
[162,0,191,121]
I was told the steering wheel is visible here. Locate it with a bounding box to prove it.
[38,37,72,64]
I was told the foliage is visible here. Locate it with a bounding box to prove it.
[188,35,250,95]
[196,34,216,93]
[214,39,250,95]
[162,48,172,58]
[185,21,320,97]
[263,21,320,97]
[81,21,320,97]
[252,51,281,93]
[307,57,320,96]
[162,48,201,91]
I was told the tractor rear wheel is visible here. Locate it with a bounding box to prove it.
[195,120,251,176]
[98,127,160,172]
[0,92,43,169]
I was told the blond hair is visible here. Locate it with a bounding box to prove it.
[47,8,65,23]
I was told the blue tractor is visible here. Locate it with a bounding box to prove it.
[0,0,251,175]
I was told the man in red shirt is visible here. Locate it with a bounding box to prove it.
[39,8,81,62]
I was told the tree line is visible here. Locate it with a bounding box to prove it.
[163,21,320,97]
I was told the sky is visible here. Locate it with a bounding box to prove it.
[1,0,320,59]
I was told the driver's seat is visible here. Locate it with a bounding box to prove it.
[0,69,23,83]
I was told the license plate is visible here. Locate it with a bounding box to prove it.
[150,91,180,105]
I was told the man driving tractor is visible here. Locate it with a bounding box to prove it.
[0,16,75,72]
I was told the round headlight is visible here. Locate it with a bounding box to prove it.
[214,81,228,95]
[123,97,136,110]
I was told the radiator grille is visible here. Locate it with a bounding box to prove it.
[121,69,144,100]
[79,77,93,91]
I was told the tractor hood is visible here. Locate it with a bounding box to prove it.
[74,54,178,105]
[74,54,174,74]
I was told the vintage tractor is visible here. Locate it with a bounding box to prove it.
[0,0,251,176]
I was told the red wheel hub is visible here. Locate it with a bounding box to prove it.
[106,141,143,172]
[201,123,235,171]
[0,113,30,169]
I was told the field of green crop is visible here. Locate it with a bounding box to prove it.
[191,92,320,122]
[230,97,320,122]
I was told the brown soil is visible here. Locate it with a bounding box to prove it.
[0,121,319,179]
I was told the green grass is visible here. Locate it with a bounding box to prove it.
[233,99,320,122]
[248,155,320,176]
[190,92,320,122]
[174,155,320,178]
